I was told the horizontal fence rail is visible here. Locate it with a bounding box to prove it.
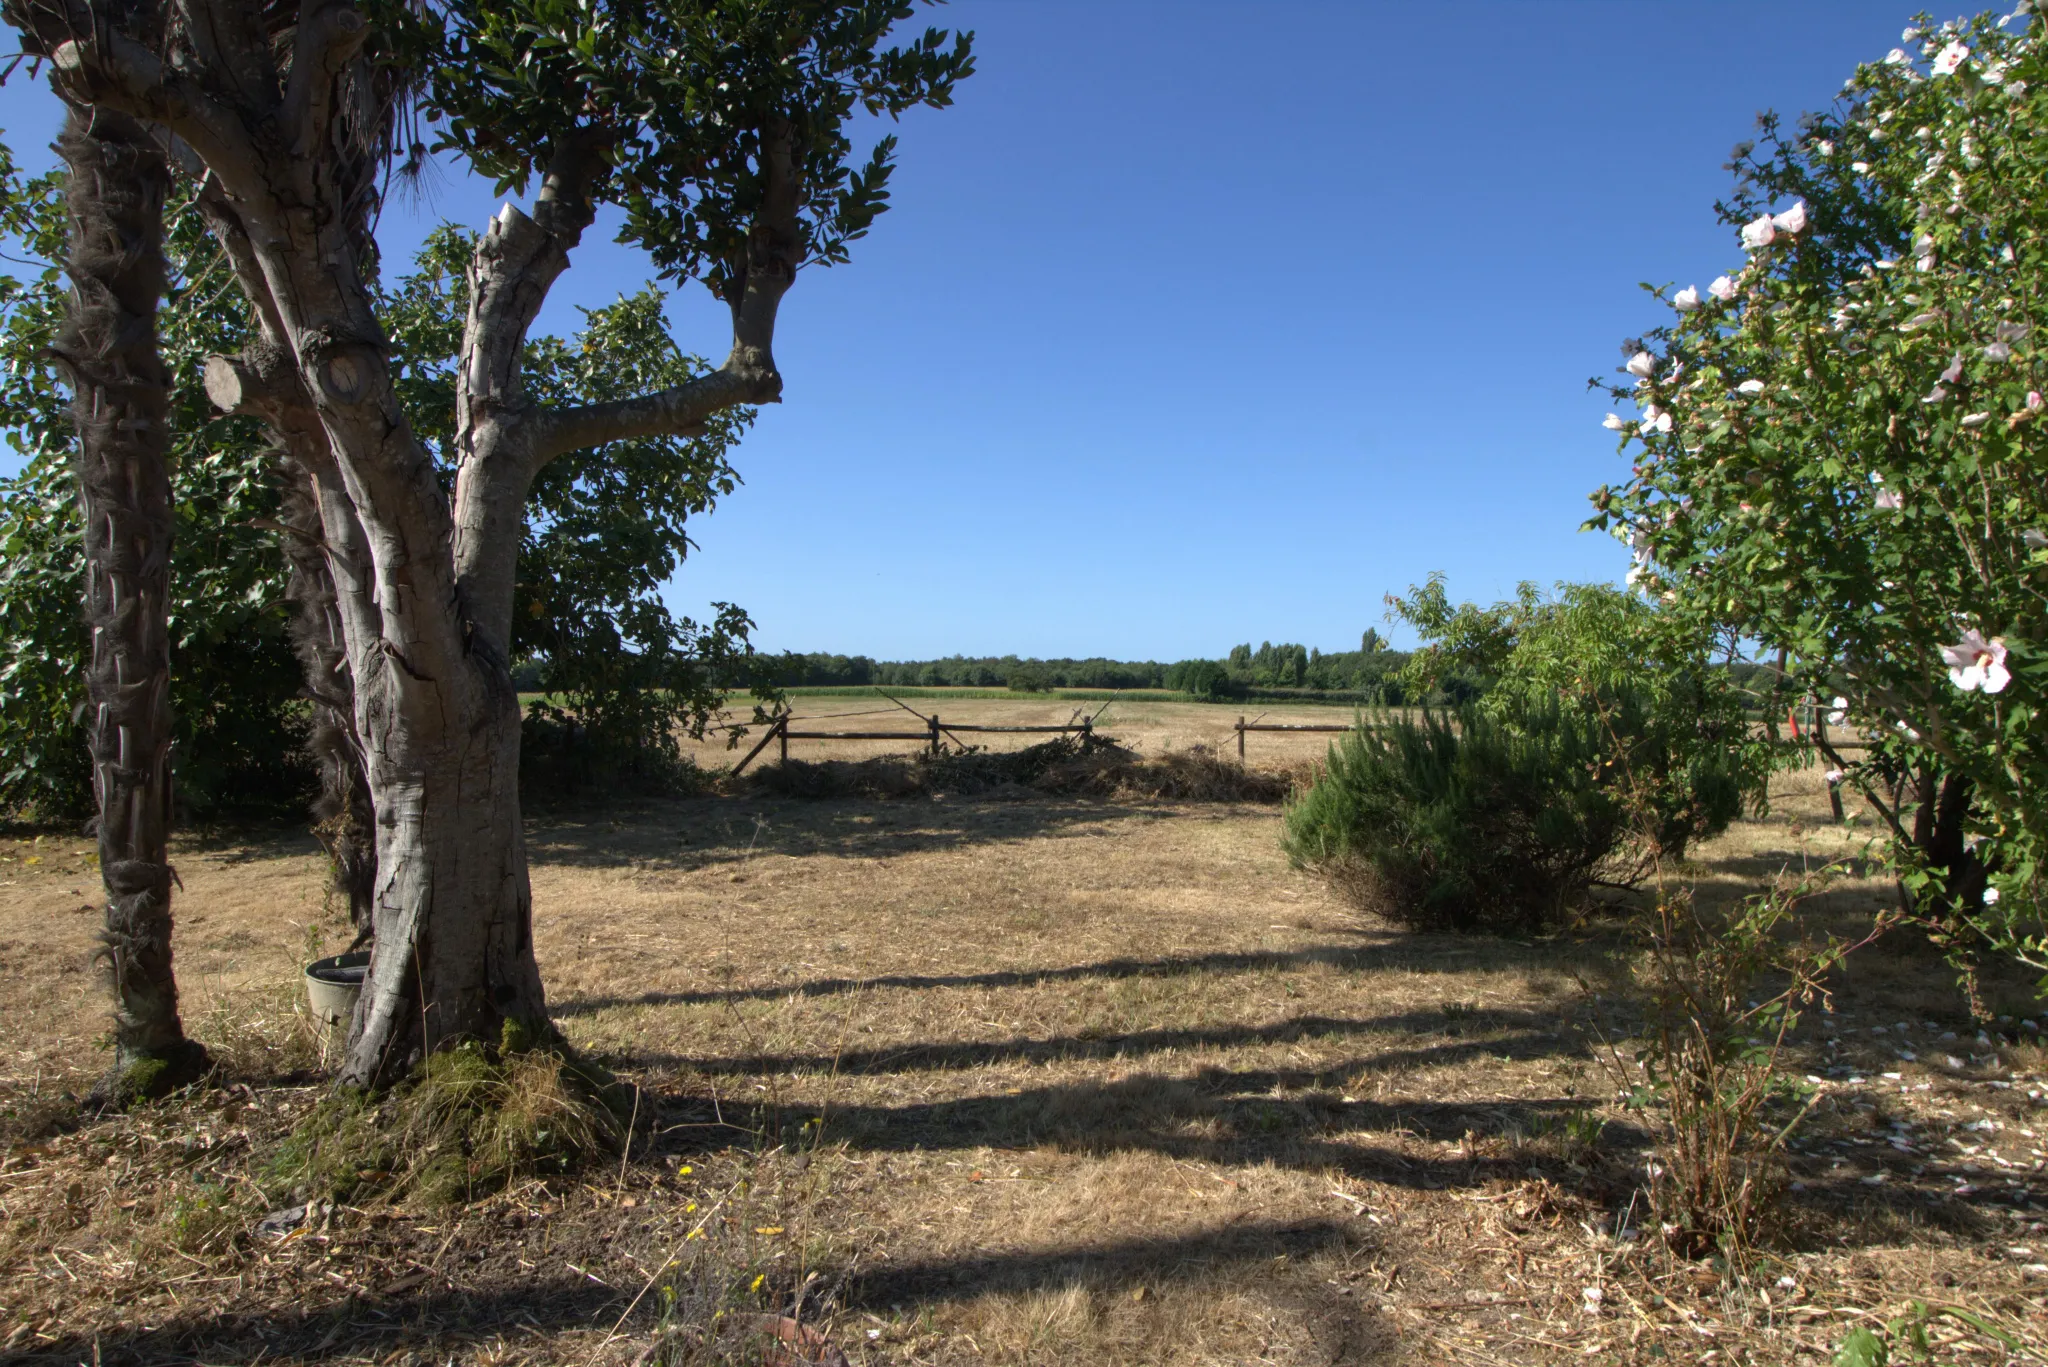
[731,712,1100,776]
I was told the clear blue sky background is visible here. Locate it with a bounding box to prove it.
[0,2,1920,659]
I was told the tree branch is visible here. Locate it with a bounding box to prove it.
[279,3,368,161]
[42,30,266,203]
[526,367,766,466]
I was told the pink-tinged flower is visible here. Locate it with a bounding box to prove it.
[1602,413,1628,431]
[1709,275,1739,301]
[1852,160,1872,173]
[1983,887,2002,906]
[1875,489,1904,510]
[1673,285,1702,311]
[1737,379,1766,395]
[1984,341,2013,362]
[1824,768,1845,785]
[1885,47,1911,65]
[1626,351,1657,379]
[1772,201,1809,235]
[2025,529,2048,550]
[1961,411,1992,427]
[1941,353,1966,384]
[1943,630,2011,693]
[1828,696,1849,725]
[1741,214,1778,250]
[2030,391,2045,411]
[1996,320,2030,342]
[1933,40,1970,76]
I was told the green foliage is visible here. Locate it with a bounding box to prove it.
[0,146,308,821]
[1832,1300,2027,1365]
[381,227,772,792]
[412,0,973,291]
[1386,577,1764,861]
[1163,658,1238,700]
[1285,702,1628,932]
[0,152,765,817]
[1592,13,2048,984]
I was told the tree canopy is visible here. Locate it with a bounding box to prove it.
[1594,9,2048,979]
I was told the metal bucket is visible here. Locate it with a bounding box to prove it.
[303,950,370,1033]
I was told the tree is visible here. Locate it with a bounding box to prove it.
[4,174,766,848]
[49,62,209,1095]
[1386,576,1761,864]
[1592,10,2048,982]
[6,0,972,1085]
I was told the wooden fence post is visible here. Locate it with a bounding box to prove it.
[778,713,788,765]
[929,713,941,755]
[1237,715,1246,762]
[1081,716,1092,744]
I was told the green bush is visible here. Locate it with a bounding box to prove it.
[1284,692,1743,933]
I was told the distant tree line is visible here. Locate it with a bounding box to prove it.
[754,630,1426,701]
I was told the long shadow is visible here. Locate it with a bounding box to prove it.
[650,1062,1633,1193]
[842,1217,1366,1308]
[525,792,1178,873]
[13,1223,1380,1366]
[7,1275,618,1367]
[612,1006,1571,1077]
[554,939,1579,1017]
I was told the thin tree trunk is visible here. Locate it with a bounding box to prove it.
[56,101,206,1103]
[277,450,375,941]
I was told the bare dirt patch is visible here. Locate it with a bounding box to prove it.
[2,731,2044,1365]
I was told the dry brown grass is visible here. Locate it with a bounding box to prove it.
[2,712,2045,1365]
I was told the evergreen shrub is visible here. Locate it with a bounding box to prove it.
[1284,692,1743,933]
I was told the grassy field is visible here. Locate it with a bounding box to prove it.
[2,703,2045,1365]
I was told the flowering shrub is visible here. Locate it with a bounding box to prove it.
[1592,7,2048,985]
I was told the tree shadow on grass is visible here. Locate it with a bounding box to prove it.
[611,1005,1574,1078]
[523,791,1196,873]
[8,1276,619,1367]
[13,1221,1383,1367]
[552,938,1604,1018]
[840,1215,1369,1307]
[646,1057,1630,1194]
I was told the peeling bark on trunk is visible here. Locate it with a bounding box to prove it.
[345,684,544,1084]
[57,101,206,1102]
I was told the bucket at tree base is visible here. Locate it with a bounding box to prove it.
[303,950,370,1033]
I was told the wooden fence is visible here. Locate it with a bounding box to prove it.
[730,711,1100,777]
[1231,717,1359,760]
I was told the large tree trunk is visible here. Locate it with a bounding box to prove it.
[342,670,544,1086]
[57,101,207,1103]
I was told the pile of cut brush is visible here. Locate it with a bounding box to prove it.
[738,732,1302,803]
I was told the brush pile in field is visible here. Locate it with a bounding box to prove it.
[741,733,1297,803]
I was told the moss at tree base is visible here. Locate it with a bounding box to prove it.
[88,1038,213,1110]
[272,1031,627,1209]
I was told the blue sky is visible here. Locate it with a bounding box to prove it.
[0,2,1920,659]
